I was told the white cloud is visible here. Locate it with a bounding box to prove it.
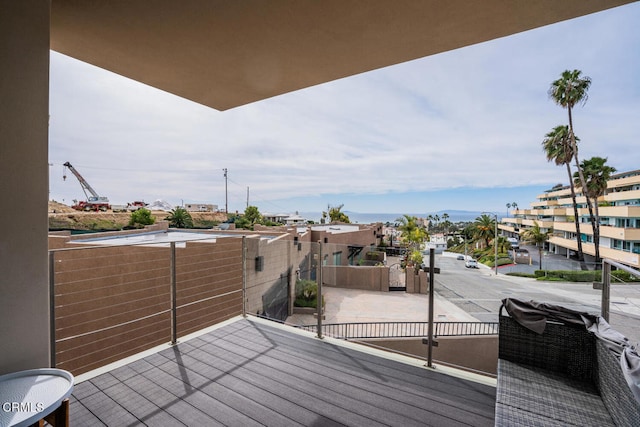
[49,3,640,212]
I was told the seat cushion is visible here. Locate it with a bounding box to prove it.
[496,359,614,427]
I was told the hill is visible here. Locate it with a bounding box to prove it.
[48,201,228,231]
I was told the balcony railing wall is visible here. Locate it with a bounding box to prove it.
[49,235,320,376]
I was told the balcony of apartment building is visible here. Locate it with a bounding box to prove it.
[549,232,640,269]
[498,223,516,234]
[530,199,560,209]
[42,231,500,425]
[606,171,640,190]
[604,188,640,203]
[598,205,640,218]
[600,225,640,241]
[557,195,587,207]
[520,218,554,229]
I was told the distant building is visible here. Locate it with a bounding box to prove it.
[184,203,217,212]
[263,212,307,225]
[501,169,640,268]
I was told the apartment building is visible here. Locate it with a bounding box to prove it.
[501,169,640,268]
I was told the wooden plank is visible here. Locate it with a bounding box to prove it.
[71,318,495,426]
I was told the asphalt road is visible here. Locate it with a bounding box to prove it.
[430,252,640,344]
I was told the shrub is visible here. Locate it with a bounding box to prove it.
[294,280,322,308]
[611,269,640,283]
[506,272,537,278]
[129,208,155,228]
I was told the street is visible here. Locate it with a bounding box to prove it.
[431,252,640,344]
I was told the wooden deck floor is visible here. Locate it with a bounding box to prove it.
[70,318,496,426]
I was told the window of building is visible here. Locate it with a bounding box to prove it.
[333,251,342,265]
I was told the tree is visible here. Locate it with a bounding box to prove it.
[520,221,552,270]
[165,207,193,228]
[549,70,594,252]
[473,214,495,248]
[396,214,429,251]
[506,203,511,217]
[497,236,511,254]
[574,157,616,265]
[129,208,155,228]
[244,205,262,225]
[512,202,518,212]
[542,125,585,265]
[442,212,450,236]
[322,204,350,223]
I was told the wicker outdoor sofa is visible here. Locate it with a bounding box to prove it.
[496,298,640,427]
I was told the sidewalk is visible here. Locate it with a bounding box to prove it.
[286,286,479,326]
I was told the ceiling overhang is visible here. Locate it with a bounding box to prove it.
[51,1,636,111]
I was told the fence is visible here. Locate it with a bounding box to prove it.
[296,321,498,339]
[49,233,325,376]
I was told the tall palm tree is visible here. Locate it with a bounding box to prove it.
[442,212,450,237]
[473,214,495,248]
[520,221,553,270]
[542,125,585,264]
[574,157,617,265]
[549,70,593,230]
[506,203,511,217]
[512,202,518,213]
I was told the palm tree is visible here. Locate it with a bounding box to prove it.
[442,212,450,238]
[396,214,428,249]
[574,157,616,265]
[396,214,428,266]
[542,125,585,265]
[520,221,553,270]
[549,69,593,228]
[322,204,350,223]
[473,214,495,248]
[506,203,511,217]
[165,207,193,228]
[512,202,518,213]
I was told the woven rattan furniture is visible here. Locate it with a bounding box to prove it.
[496,303,640,427]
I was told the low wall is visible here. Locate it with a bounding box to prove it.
[361,335,498,375]
[405,266,428,294]
[323,265,389,291]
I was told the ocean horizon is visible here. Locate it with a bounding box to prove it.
[299,211,485,224]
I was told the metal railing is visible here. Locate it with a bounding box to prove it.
[296,321,498,339]
[600,258,640,322]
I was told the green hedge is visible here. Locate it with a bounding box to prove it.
[535,270,598,282]
[533,269,639,283]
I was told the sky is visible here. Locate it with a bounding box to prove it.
[48,4,640,217]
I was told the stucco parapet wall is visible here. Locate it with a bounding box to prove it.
[48,221,170,248]
[206,228,289,240]
[322,265,389,292]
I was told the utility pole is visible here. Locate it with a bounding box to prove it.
[223,168,228,213]
[246,186,249,209]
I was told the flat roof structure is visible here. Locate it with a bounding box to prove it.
[71,317,496,426]
[50,1,635,112]
[72,230,278,247]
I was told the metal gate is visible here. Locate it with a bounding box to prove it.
[388,263,406,291]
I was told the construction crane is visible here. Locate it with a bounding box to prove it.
[63,161,110,211]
